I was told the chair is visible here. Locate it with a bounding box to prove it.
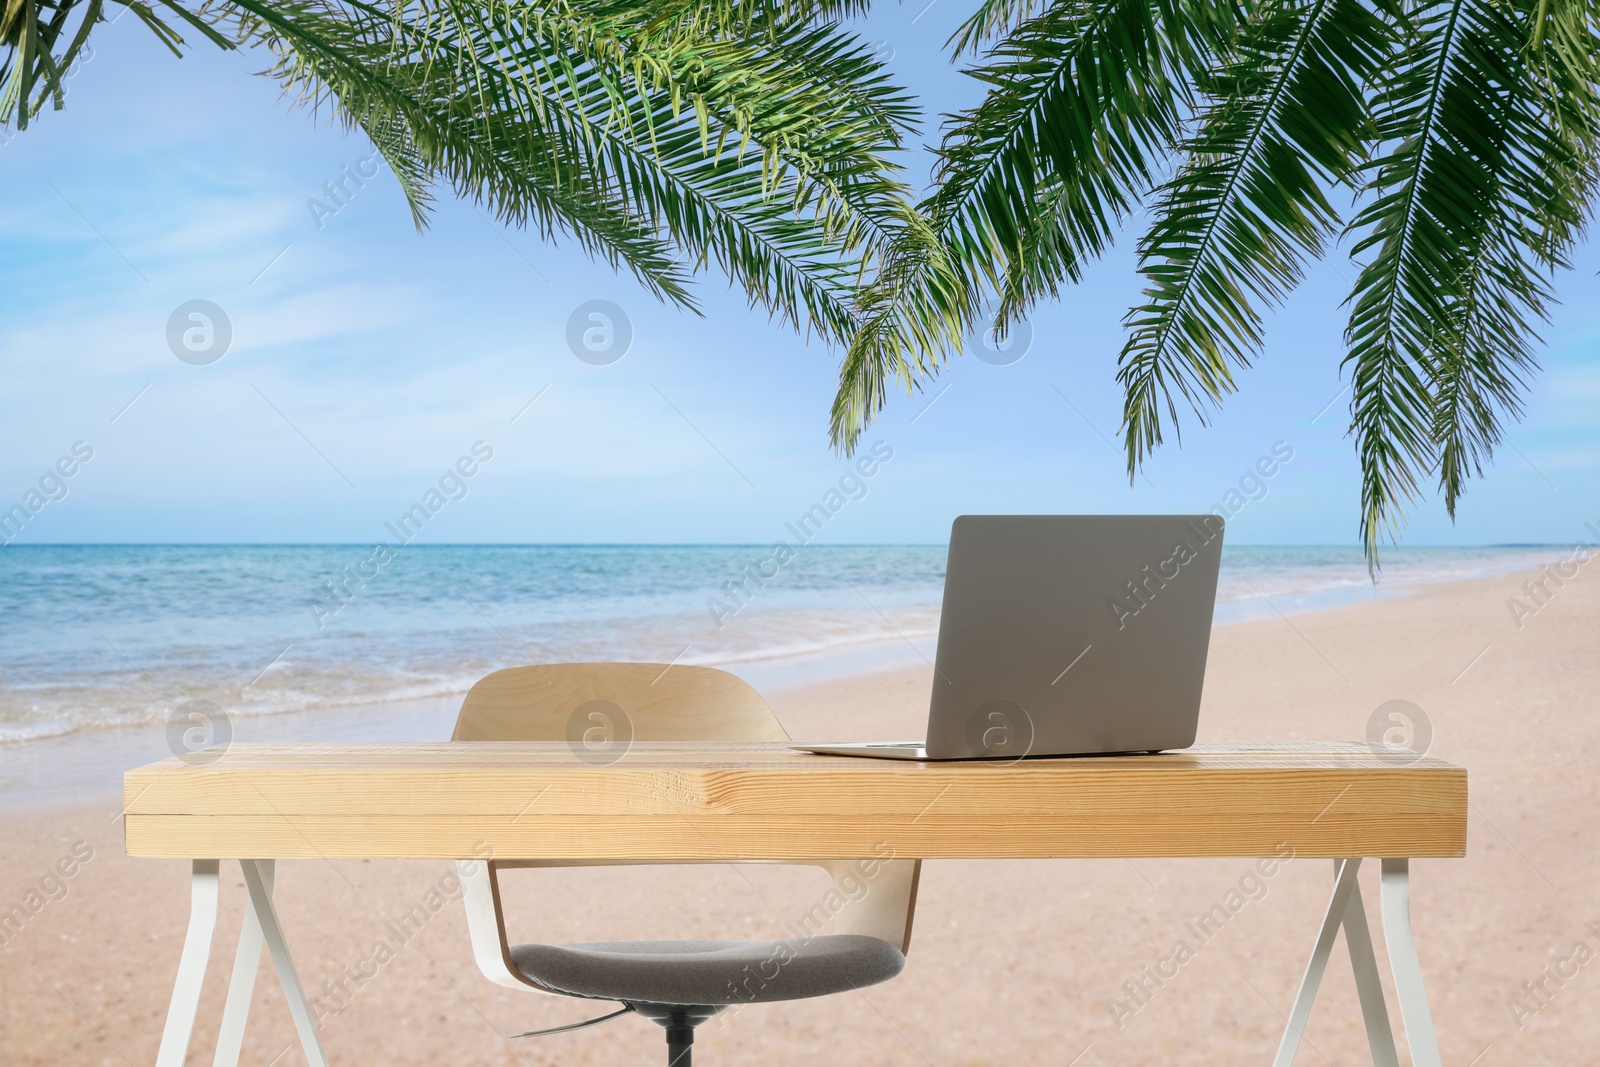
[452,662,921,1065]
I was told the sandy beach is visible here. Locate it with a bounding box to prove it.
[3,561,1597,1066]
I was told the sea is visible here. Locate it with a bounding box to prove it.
[0,543,1556,753]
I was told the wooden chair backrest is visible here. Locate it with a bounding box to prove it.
[452,662,791,743]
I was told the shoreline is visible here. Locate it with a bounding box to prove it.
[0,542,1566,758]
[1,559,1559,815]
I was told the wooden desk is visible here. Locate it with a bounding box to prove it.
[126,741,1466,1067]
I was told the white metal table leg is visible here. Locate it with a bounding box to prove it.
[156,860,221,1067]
[1342,873,1399,1067]
[1381,858,1443,1067]
[1272,857,1361,1067]
[213,859,273,1067]
[241,859,330,1067]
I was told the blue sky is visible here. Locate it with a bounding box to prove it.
[2,4,1597,548]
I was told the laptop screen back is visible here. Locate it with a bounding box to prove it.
[923,515,1224,759]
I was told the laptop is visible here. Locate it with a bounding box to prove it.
[793,514,1224,760]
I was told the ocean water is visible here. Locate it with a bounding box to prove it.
[0,543,1555,746]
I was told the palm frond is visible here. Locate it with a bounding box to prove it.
[947,0,1052,55]
[828,206,967,451]
[4,0,228,129]
[1119,0,1394,475]
[224,0,922,330]
[830,0,1239,452]
[1344,0,1599,565]
[933,0,1229,307]
[8,0,926,341]
[637,0,874,38]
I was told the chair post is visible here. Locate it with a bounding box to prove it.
[665,1007,696,1067]
[631,1004,718,1066]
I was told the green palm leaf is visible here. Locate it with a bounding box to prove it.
[833,0,1599,569]
[1345,0,1600,562]
[830,0,1238,451]
[1119,0,1394,473]
[244,0,923,331]
[6,0,928,345]
[2,0,230,127]
[933,0,1230,308]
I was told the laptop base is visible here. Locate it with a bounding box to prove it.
[790,743,932,760]
[791,743,1173,761]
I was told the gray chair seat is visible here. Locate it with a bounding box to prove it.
[510,934,905,1006]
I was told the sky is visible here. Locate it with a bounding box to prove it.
[2,3,1598,549]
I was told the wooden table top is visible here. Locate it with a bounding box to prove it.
[123,741,1467,860]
